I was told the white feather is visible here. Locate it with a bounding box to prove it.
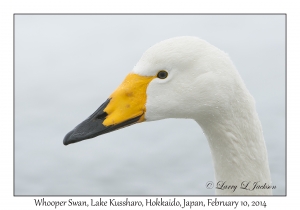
[133,37,272,195]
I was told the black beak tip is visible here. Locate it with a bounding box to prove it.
[63,130,74,146]
[62,98,143,146]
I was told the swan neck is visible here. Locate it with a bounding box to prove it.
[195,100,272,195]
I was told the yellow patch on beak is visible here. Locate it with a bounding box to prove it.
[103,73,156,126]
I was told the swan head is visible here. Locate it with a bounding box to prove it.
[63,36,244,145]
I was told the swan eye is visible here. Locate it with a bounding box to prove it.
[157,70,168,79]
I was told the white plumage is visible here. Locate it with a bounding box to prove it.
[133,37,272,195]
[64,36,272,195]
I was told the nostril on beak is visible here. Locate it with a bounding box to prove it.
[96,112,108,120]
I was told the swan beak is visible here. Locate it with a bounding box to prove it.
[63,73,155,145]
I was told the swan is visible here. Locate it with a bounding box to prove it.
[63,36,272,195]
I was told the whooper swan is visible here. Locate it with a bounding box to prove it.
[63,37,272,195]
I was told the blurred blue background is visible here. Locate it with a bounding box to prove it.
[15,15,285,195]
